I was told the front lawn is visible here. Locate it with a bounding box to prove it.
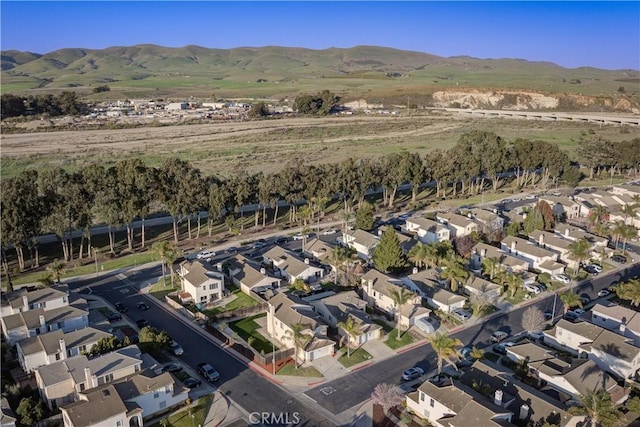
[148,279,179,301]
[97,307,113,317]
[228,313,276,354]
[504,289,528,305]
[373,319,393,333]
[338,347,373,368]
[276,364,323,377]
[203,284,259,316]
[150,394,213,427]
[385,329,416,350]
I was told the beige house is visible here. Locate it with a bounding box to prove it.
[404,217,451,244]
[227,255,281,295]
[553,224,608,248]
[266,293,334,363]
[501,236,564,274]
[401,269,467,313]
[464,275,501,303]
[340,229,379,261]
[470,242,529,275]
[1,285,71,317]
[591,303,640,346]
[17,327,112,373]
[589,328,640,380]
[178,259,225,305]
[303,238,335,262]
[543,319,604,357]
[538,196,583,220]
[310,291,382,346]
[2,305,89,346]
[360,270,421,317]
[262,246,325,284]
[436,212,479,238]
[528,230,575,270]
[466,208,505,234]
[35,345,144,410]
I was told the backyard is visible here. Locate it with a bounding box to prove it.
[228,313,276,354]
[151,394,213,427]
[203,284,260,316]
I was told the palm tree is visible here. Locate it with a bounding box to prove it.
[568,389,622,427]
[610,221,626,249]
[330,246,356,285]
[560,292,583,315]
[588,206,610,230]
[47,259,66,283]
[616,278,640,307]
[340,209,352,235]
[423,243,440,269]
[619,224,638,254]
[440,258,469,293]
[371,383,405,418]
[469,346,485,361]
[337,316,361,358]
[505,272,524,298]
[408,242,428,269]
[426,332,463,374]
[38,273,54,288]
[151,241,177,287]
[568,238,591,275]
[593,222,611,239]
[481,256,501,280]
[284,323,313,369]
[389,286,415,339]
[621,203,638,225]
[434,241,455,266]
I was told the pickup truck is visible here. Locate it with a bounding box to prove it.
[197,362,220,382]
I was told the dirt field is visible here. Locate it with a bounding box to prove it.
[0,113,632,179]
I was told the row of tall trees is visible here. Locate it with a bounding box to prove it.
[3,132,638,273]
[1,91,84,118]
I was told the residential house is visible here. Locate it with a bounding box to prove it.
[309,291,382,345]
[528,230,575,270]
[61,370,189,426]
[178,260,225,305]
[1,397,17,427]
[340,229,379,261]
[303,238,335,262]
[553,224,608,249]
[466,208,505,234]
[361,270,421,317]
[611,184,640,199]
[538,196,582,221]
[461,359,584,427]
[262,246,325,284]
[589,328,640,380]
[227,255,281,296]
[405,377,512,427]
[404,217,451,244]
[501,236,564,274]
[401,268,466,313]
[591,303,640,346]
[1,305,89,346]
[35,345,144,410]
[436,212,479,238]
[17,327,112,373]
[377,226,416,254]
[470,242,529,275]
[1,285,70,317]
[464,275,501,304]
[266,293,334,362]
[543,319,605,357]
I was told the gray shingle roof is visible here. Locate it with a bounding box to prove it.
[181,259,224,287]
[18,327,112,357]
[61,384,130,426]
[2,304,88,331]
[269,292,320,331]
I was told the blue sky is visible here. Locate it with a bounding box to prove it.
[1,1,638,70]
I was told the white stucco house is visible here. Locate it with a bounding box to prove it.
[262,246,325,284]
[178,259,225,305]
[227,255,281,295]
[436,212,479,238]
[404,217,451,244]
[340,229,379,261]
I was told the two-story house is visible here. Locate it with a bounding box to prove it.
[303,238,335,262]
[466,208,505,234]
[553,224,608,250]
[2,305,89,346]
[262,246,325,284]
[528,230,574,270]
[340,229,379,261]
[470,242,529,275]
[17,327,112,373]
[543,319,604,357]
[589,328,640,380]
[227,255,281,296]
[35,345,144,410]
[591,303,640,346]
[401,268,466,313]
[464,275,501,303]
[538,196,583,221]
[178,260,225,305]
[361,270,421,317]
[266,293,334,363]
[436,212,479,238]
[501,236,564,274]
[309,291,382,346]
[404,217,451,244]
[1,285,70,317]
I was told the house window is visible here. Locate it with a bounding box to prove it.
[55,353,61,361]
[200,296,207,302]
[430,398,435,408]
[135,364,141,372]
[79,383,86,391]
[78,345,86,353]
[42,302,47,309]
[420,392,425,402]
[116,421,122,427]
[154,391,160,399]
[57,322,64,330]
[159,401,166,409]
[202,285,206,291]
[63,297,68,303]
[209,283,218,290]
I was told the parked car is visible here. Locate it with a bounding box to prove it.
[524,283,542,294]
[136,302,150,311]
[225,246,239,254]
[609,281,620,292]
[252,239,267,249]
[162,363,183,374]
[456,347,474,368]
[182,377,201,389]
[452,309,472,322]
[402,367,424,381]
[107,313,122,322]
[171,341,184,356]
[551,274,571,284]
[322,228,337,235]
[274,237,289,245]
[611,254,627,264]
[588,264,603,273]
[597,289,610,298]
[196,250,216,260]
[573,308,586,315]
[114,302,128,313]
[291,233,308,241]
[136,319,150,329]
[198,362,221,382]
[564,310,582,322]
[579,294,591,305]
[493,342,514,355]
[490,331,509,343]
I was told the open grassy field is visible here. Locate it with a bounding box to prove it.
[0,113,633,179]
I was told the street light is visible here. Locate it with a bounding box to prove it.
[92,246,99,277]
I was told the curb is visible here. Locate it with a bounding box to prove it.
[350,361,373,371]
[397,339,427,354]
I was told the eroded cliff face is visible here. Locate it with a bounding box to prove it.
[431,90,640,114]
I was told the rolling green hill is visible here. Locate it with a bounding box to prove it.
[1,44,639,101]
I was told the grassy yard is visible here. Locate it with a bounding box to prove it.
[150,394,213,427]
[96,307,113,317]
[504,289,529,305]
[148,279,179,301]
[385,329,416,350]
[372,319,393,333]
[338,347,373,368]
[276,364,323,377]
[174,371,190,382]
[228,313,275,354]
[484,353,500,363]
[203,284,260,316]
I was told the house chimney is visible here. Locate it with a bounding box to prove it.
[216,263,223,272]
[538,233,544,246]
[260,268,266,275]
[59,338,67,360]
[39,314,46,327]
[304,258,309,265]
[84,367,93,388]
[510,241,516,253]
[620,323,627,334]
[494,389,503,407]
[481,249,487,257]
[519,404,529,419]
[22,294,29,310]
[564,228,569,237]
[413,267,419,275]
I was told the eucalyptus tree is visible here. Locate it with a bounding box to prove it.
[354,158,382,207]
[92,166,122,255]
[424,149,450,198]
[400,151,426,202]
[207,178,230,236]
[381,152,407,208]
[228,167,252,231]
[158,158,200,242]
[114,159,149,251]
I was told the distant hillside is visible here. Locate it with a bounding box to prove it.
[1,44,639,109]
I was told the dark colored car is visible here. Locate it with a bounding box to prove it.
[136,319,150,329]
[274,237,289,245]
[543,311,553,321]
[136,302,150,310]
[611,254,627,264]
[183,377,201,389]
[107,313,122,322]
[114,302,127,313]
[163,363,183,374]
[198,362,221,382]
[584,265,599,275]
